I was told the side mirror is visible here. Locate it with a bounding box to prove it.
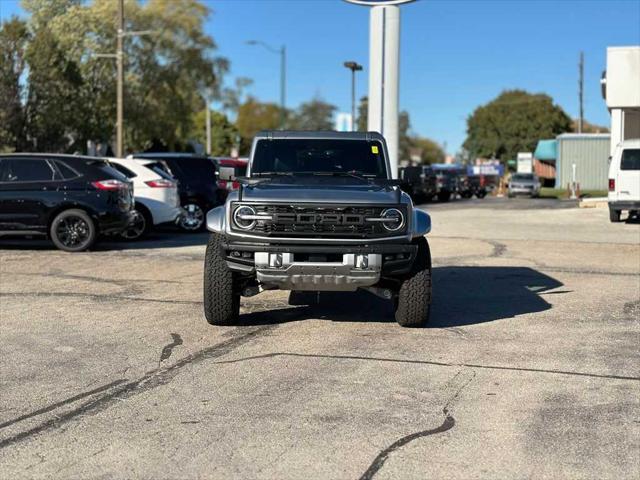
[218,166,235,181]
[607,155,612,164]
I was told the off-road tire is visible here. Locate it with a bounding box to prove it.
[203,233,240,325]
[609,208,621,223]
[395,237,432,327]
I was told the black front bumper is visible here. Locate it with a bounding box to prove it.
[221,240,418,276]
[609,200,640,211]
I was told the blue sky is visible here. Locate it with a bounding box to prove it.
[2,0,639,153]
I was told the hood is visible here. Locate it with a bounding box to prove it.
[239,183,401,204]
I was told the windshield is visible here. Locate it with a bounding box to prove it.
[251,139,388,178]
[512,173,535,181]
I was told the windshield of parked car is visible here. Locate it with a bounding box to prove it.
[512,173,535,181]
[251,139,388,178]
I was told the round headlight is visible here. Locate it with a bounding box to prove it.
[380,208,404,232]
[233,205,256,230]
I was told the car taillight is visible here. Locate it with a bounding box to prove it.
[145,179,174,188]
[609,179,615,191]
[92,179,127,190]
[217,180,228,189]
[231,181,240,190]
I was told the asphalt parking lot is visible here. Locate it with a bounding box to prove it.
[1,197,639,479]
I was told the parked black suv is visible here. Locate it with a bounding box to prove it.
[0,154,134,252]
[129,153,219,231]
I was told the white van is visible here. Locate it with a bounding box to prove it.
[608,139,640,222]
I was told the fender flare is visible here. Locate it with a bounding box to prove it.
[206,206,225,233]
[412,209,431,238]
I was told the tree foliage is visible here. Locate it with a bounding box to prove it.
[409,136,445,164]
[0,0,228,153]
[289,96,336,131]
[0,17,28,152]
[189,109,238,156]
[463,89,571,161]
[235,97,283,154]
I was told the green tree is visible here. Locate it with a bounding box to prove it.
[289,96,336,130]
[357,95,368,131]
[24,26,84,152]
[19,0,229,153]
[0,18,29,152]
[463,89,571,161]
[236,97,283,154]
[189,109,238,156]
[410,136,445,164]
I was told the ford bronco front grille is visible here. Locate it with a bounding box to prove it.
[231,203,407,238]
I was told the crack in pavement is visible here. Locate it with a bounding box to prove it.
[211,352,640,382]
[159,333,183,363]
[0,325,275,450]
[359,369,475,480]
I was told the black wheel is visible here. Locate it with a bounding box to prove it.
[203,233,240,325]
[180,202,205,231]
[395,237,432,327]
[50,209,97,252]
[437,192,451,202]
[609,208,621,223]
[461,192,472,199]
[121,205,152,240]
[476,190,487,199]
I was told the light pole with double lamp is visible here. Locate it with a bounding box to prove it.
[246,40,286,129]
[343,61,363,131]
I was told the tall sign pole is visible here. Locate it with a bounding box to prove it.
[116,0,124,158]
[345,0,415,179]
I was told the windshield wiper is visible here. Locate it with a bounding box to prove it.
[310,171,375,183]
[250,171,295,177]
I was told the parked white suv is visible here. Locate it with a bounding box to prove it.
[608,139,640,222]
[108,158,183,239]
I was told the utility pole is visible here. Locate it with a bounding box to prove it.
[205,96,211,155]
[116,0,124,157]
[343,61,363,131]
[95,5,153,157]
[578,51,584,134]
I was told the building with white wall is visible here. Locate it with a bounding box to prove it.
[601,46,640,156]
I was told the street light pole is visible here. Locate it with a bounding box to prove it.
[247,40,287,129]
[116,0,124,158]
[343,61,363,131]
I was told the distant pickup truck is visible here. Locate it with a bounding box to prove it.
[203,131,433,327]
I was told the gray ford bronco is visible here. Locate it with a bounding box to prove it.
[203,131,432,327]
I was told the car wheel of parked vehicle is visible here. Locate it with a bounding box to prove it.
[609,208,621,223]
[50,209,97,252]
[180,202,205,231]
[121,205,152,241]
[395,237,431,328]
[203,233,240,325]
[461,192,473,199]
[476,191,487,199]
[437,192,451,202]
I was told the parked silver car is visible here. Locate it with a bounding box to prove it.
[508,173,541,198]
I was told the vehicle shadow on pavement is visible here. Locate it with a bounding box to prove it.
[429,266,562,327]
[237,266,563,327]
